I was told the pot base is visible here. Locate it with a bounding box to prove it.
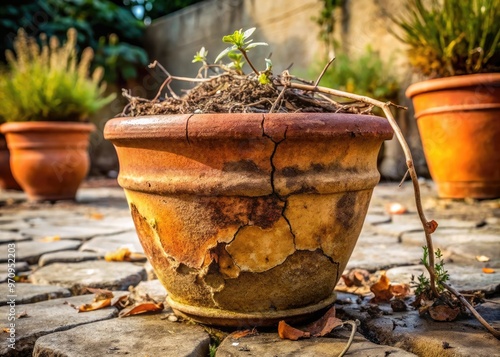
[167,292,337,328]
[437,181,500,199]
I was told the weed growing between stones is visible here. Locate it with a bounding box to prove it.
[121,28,500,342]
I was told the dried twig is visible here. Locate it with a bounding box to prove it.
[314,56,335,87]
[283,78,499,339]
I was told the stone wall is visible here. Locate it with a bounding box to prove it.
[141,0,429,179]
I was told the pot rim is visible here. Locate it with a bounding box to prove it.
[104,112,393,141]
[1,121,96,134]
[405,73,500,99]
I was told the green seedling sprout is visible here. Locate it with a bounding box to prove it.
[214,28,269,79]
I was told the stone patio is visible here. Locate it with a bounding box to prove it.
[0,179,498,356]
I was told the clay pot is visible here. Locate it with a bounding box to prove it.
[406,73,500,199]
[104,113,393,326]
[0,133,22,190]
[1,122,95,201]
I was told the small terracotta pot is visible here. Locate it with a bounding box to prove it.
[406,73,500,199]
[0,133,22,191]
[104,113,393,326]
[1,122,95,201]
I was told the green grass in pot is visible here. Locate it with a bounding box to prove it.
[0,28,115,123]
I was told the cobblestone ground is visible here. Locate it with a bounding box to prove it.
[0,179,499,356]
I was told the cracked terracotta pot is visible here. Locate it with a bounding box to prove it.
[1,122,95,201]
[0,133,21,191]
[406,73,500,198]
[104,113,393,326]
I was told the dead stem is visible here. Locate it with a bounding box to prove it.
[442,282,500,339]
[339,320,359,357]
[284,78,500,339]
[314,56,335,87]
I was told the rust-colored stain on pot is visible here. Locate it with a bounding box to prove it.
[105,113,393,326]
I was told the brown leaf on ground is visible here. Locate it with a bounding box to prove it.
[105,247,132,262]
[89,212,104,220]
[78,298,112,312]
[105,247,146,262]
[278,307,343,341]
[429,305,460,322]
[111,294,130,308]
[278,321,311,341]
[230,328,258,339]
[390,283,411,299]
[482,267,495,274]
[118,301,164,318]
[306,307,343,337]
[2,328,10,333]
[341,269,370,287]
[370,273,394,303]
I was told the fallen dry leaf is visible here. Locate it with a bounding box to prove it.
[482,267,495,274]
[78,298,111,312]
[105,247,146,262]
[278,307,343,341]
[39,235,61,242]
[476,255,490,262]
[429,305,460,322]
[89,212,104,220]
[306,307,343,337]
[342,269,370,287]
[2,328,10,333]
[390,283,411,299]
[370,273,394,303]
[278,321,310,341]
[111,294,130,308]
[386,202,407,215]
[230,328,258,339]
[118,302,164,317]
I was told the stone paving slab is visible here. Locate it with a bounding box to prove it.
[38,251,103,267]
[30,261,146,295]
[341,298,500,357]
[134,279,168,303]
[0,262,30,283]
[19,224,130,241]
[0,283,71,306]
[79,230,143,254]
[33,314,210,357]
[0,230,30,244]
[0,240,82,265]
[216,330,417,357]
[347,234,424,271]
[386,264,500,294]
[0,294,120,356]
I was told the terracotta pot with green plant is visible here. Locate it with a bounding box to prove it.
[393,0,500,199]
[0,28,114,201]
[105,28,394,327]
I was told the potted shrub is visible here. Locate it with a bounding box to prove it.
[393,0,500,198]
[0,28,114,201]
[104,29,394,326]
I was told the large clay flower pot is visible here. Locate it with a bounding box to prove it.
[406,73,500,199]
[1,122,95,201]
[104,113,392,326]
[0,133,21,191]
